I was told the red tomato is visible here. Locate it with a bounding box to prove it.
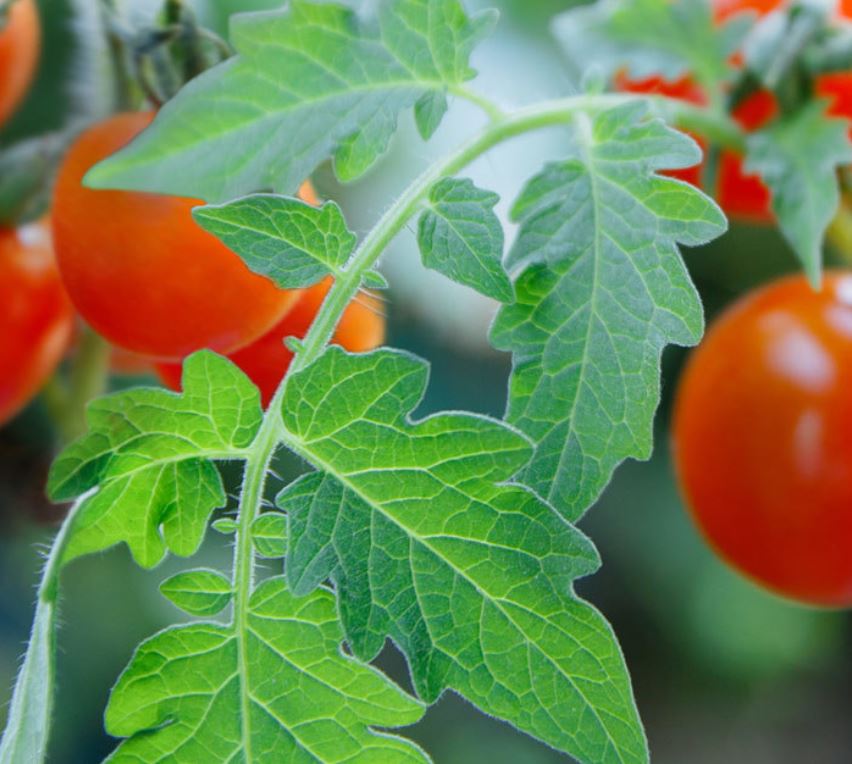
[672,272,852,606]
[0,221,74,426]
[713,0,783,23]
[155,278,385,406]
[0,0,40,129]
[52,113,300,361]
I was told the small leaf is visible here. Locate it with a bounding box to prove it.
[49,352,262,568]
[106,579,427,762]
[193,196,356,289]
[86,0,497,202]
[491,104,726,521]
[212,518,238,535]
[364,270,390,290]
[0,132,70,226]
[418,178,512,301]
[251,513,288,558]
[414,91,448,140]
[745,101,852,285]
[278,348,648,764]
[160,569,233,617]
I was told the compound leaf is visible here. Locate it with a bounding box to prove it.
[48,352,262,569]
[418,178,512,301]
[490,103,726,521]
[745,100,852,285]
[86,0,497,202]
[194,196,356,290]
[277,348,647,764]
[106,578,427,763]
[252,513,289,559]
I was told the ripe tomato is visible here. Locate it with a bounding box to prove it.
[155,278,385,406]
[713,0,782,22]
[52,113,300,361]
[672,272,852,606]
[0,0,39,129]
[0,220,74,427]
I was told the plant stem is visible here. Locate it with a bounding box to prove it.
[61,328,111,444]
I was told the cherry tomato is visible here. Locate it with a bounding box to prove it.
[155,278,385,406]
[52,113,301,361]
[713,0,783,23]
[672,272,852,606]
[0,220,74,426]
[0,0,39,129]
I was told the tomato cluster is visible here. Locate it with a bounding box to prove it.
[673,274,852,607]
[619,0,851,222]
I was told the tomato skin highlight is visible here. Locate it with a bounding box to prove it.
[52,113,300,361]
[0,0,40,129]
[672,273,852,607]
[0,221,74,426]
[155,278,385,407]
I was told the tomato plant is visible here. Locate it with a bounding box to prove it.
[2,1,852,763]
[52,112,300,360]
[0,220,73,427]
[673,273,852,606]
[0,0,39,129]
[155,278,385,406]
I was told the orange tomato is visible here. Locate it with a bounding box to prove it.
[155,278,386,406]
[52,113,300,361]
[673,273,852,606]
[0,220,74,426]
[0,0,40,128]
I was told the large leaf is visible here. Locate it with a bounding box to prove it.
[194,196,357,289]
[745,100,852,285]
[417,178,512,301]
[553,0,748,94]
[490,103,726,521]
[277,348,648,764]
[106,578,427,763]
[48,352,262,568]
[86,0,497,202]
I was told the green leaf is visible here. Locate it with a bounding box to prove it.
[212,517,239,535]
[553,0,747,95]
[491,103,726,521]
[277,348,647,764]
[417,178,512,301]
[193,196,356,289]
[160,569,233,617]
[251,513,288,558]
[745,101,852,285]
[106,578,427,763]
[0,132,69,227]
[86,0,497,202]
[48,352,262,569]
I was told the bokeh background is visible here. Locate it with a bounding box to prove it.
[2,1,851,762]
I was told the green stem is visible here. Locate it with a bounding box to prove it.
[60,327,111,444]
[0,499,83,764]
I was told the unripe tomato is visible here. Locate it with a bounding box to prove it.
[672,273,852,606]
[0,0,39,129]
[155,278,385,406]
[0,221,74,426]
[52,113,300,361]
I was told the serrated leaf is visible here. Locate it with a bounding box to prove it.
[277,348,647,764]
[251,513,288,558]
[48,352,262,569]
[160,569,233,616]
[418,178,512,301]
[106,578,427,763]
[491,103,726,521]
[553,0,748,94]
[745,100,852,285]
[193,196,356,289]
[86,0,496,202]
